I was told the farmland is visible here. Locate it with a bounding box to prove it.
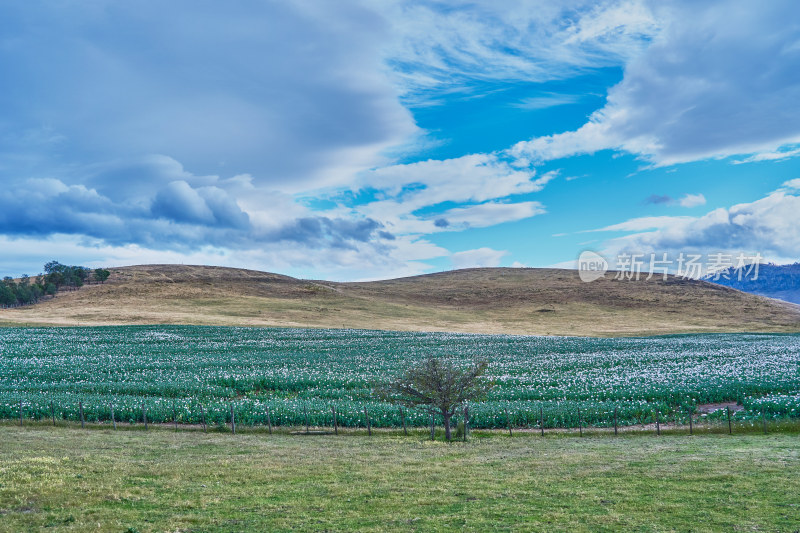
[2,326,800,430]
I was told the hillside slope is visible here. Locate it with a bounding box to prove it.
[2,264,800,336]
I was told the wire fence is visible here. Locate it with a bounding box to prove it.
[5,397,799,439]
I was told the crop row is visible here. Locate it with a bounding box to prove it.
[2,326,799,428]
[5,393,791,429]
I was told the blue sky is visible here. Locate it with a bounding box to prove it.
[2,0,800,280]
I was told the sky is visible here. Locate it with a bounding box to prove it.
[2,0,800,280]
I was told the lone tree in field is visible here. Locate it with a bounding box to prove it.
[381,356,492,441]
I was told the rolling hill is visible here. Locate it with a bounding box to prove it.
[1,264,800,336]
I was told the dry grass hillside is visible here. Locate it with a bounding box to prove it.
[2,264,800,336]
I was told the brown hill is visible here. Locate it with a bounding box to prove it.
[2,264,800,336]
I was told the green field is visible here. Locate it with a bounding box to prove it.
[2,326,800,430]
[1,425,799,532]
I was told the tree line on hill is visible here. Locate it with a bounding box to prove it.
[0,261,110,307]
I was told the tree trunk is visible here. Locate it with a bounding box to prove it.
[444,412,452,441]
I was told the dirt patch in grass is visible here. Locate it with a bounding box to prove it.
[696,402,744,414]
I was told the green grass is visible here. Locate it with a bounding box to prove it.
[1,426,799,532]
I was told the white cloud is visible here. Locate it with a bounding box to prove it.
[451,247,508,269]
[438,201,545,228]
[511,120,615,165]
[382,0,657,97]
[0,232,447,283]
[595,191,800,264]
[511,1,800,167]
[678,193,706,208]
[733,147,800,164]
[782,178,800,190]
[350,154,553,235]
[589,216,694,232]
[562,0,657,48]
[511,94,582,110]
[364,153,548,205]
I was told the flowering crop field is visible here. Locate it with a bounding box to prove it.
[1,326,799,429]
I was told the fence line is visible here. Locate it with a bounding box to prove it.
[7,397,795,439]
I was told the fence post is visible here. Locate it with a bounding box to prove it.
[540,405,544,436]
[505,409,513,437]
[578,407,582,437]
[19,400,23,426]
[230,403,236,435]
[727,406,732,435]
[51,401,56,426]
[79,401,85,429]
[110,404,116,430]
[331,406,337,435]
[142,403,148,430]
[463,405,469,442]
[304,404,310,434]
[266,406,272,434]
[430,413,435,440]
[399,407,407,436]
[614,407,618,436]
[173,402,178,432]
[200,404,207,433]
[689,408,693,435]
[655,410,660,436]
[762,407,767,434]
[364,406,371,436]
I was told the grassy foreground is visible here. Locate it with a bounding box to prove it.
[1,426,799,532]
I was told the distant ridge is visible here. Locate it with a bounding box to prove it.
[706,263,800,305]
[1,264,799,336]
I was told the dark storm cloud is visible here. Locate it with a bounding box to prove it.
[0,178,385,251]
[268,217,384,249]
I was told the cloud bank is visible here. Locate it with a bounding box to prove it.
[2,1,798,279]
[511,0,800,167]
[593,183,800,265]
